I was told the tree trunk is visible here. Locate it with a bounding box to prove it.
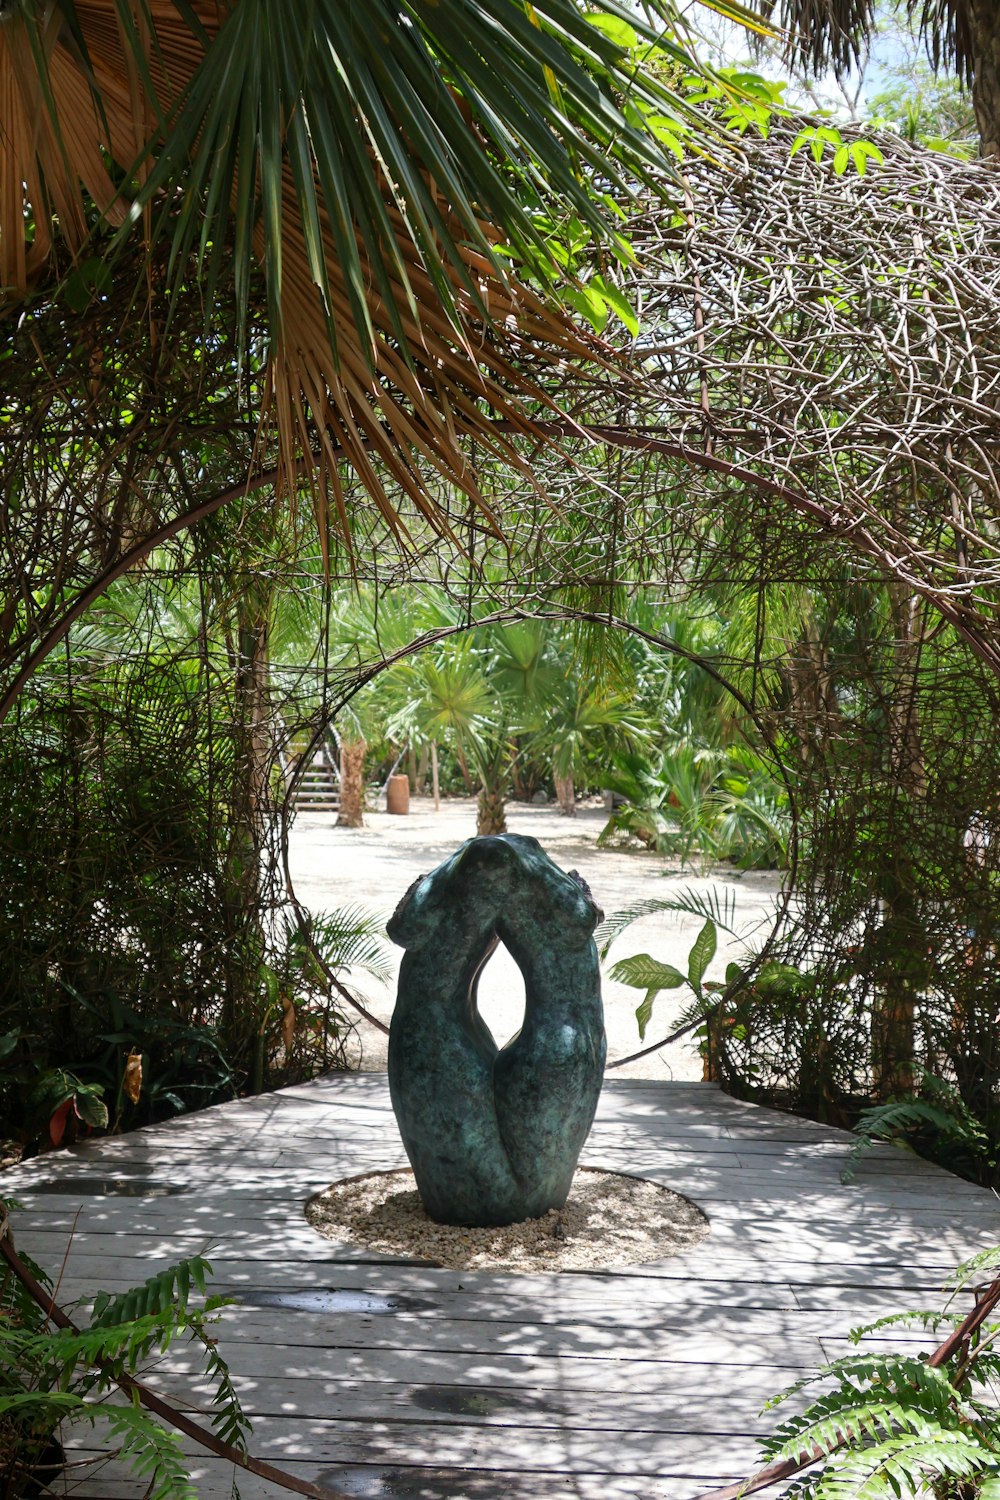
[337,739,366,828]
[221,598,272,1070]
[969,0,1000,158]
[872,585,927,1100]
[554,773,576,817]
[453,739,475,794]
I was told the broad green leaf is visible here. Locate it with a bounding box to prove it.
[833,144,850,175]
[849,141,884,175]
[0,1030,18,1061]
[609,953,687,991]
[754,962,809,998]
[61,257,113,313]
[590,274,639,335]
[564,285,609,333]
[583,12,638,49]
[74,1089,109,1131]
[687,920,717,994]
[635,988,658,1040]
[645,116,685,157]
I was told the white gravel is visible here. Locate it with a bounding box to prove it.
[305,1166,710,1272]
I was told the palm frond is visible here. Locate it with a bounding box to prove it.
[0,0,748,539]
[298,904,394,985]
[594,885,741,956]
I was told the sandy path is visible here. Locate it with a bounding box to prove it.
[286,797,783,1080]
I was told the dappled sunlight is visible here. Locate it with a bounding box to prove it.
[5,1073,995,1497]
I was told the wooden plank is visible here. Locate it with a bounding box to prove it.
[52,1451,783,1500]
[135,1302,832,1365]
[65,1412,766,1475]
[145,1349,817,1403]
[19,1253,958,1332]
[139,1368,799,1432]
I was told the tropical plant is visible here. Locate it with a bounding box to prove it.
[842,1069,997,1186]
[0,553,395,1149]
[0,0,756,546]
[597,886,746,1055]
[0,1212,249,1500]
[755,0,999,153]
[753,1247,1000,1497]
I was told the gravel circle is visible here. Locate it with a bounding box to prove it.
[305,1166,709,1272]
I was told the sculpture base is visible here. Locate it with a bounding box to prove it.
[305,1166,710,1273]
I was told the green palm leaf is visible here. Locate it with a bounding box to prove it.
[0,0,767,536]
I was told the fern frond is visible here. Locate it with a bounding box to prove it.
[295,905,394,984]
[763,1353,962,1424]
[102,1404,199,1500]
[842,1097,974,1182]
[200,1334,253,1452]
[848,1308,960,1340]
[90,1257,213,1329]
[0,1388,85,1418]
[764,1384,958,1463]
[813,1430,997,1499]
[18,1310,193,1388]
[949,1244,1000,1290]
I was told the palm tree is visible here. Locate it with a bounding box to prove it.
[0,0,744,542]
[758,0,1000,156]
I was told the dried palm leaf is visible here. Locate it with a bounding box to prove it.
[0,0,759,536]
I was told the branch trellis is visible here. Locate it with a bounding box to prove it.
[4,122,1000,1500]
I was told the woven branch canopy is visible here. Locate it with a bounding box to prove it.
[621,122,1000,667]
[4,94,1000,693]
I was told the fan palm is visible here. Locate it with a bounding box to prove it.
[0,0,757,540]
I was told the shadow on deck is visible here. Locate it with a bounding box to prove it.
[5,1075,998,1499]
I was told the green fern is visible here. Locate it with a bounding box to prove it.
[847,1310,963,1341]
[810,1431,997,1498]
[100,1403,199,1500]
[756,1256,1000,1499]
[291,904,394,985]
[950,1245,1000,1290]
[841,1075,987,1184]
[0,1213,250,1496]
[90,1255,214,1328]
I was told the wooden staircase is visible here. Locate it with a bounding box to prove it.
[289,739,340,815]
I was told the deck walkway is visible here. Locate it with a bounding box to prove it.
[6,1074,1000,1499]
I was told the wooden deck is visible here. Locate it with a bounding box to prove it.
[6,1074,1000,1499]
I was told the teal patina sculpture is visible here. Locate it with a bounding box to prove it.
[386,833,606,1226]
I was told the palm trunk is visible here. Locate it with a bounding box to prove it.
[477,781,507,835]
[453,739,475,794]
[554,773,576,817]
[872,586,927,1100]
[337,738,366,828]
[221,601,271,1069]
[969,0,1000,158]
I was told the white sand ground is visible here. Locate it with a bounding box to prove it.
[286,796,784,1080]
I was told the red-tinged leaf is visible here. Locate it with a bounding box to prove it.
[49,1098,73,1148]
